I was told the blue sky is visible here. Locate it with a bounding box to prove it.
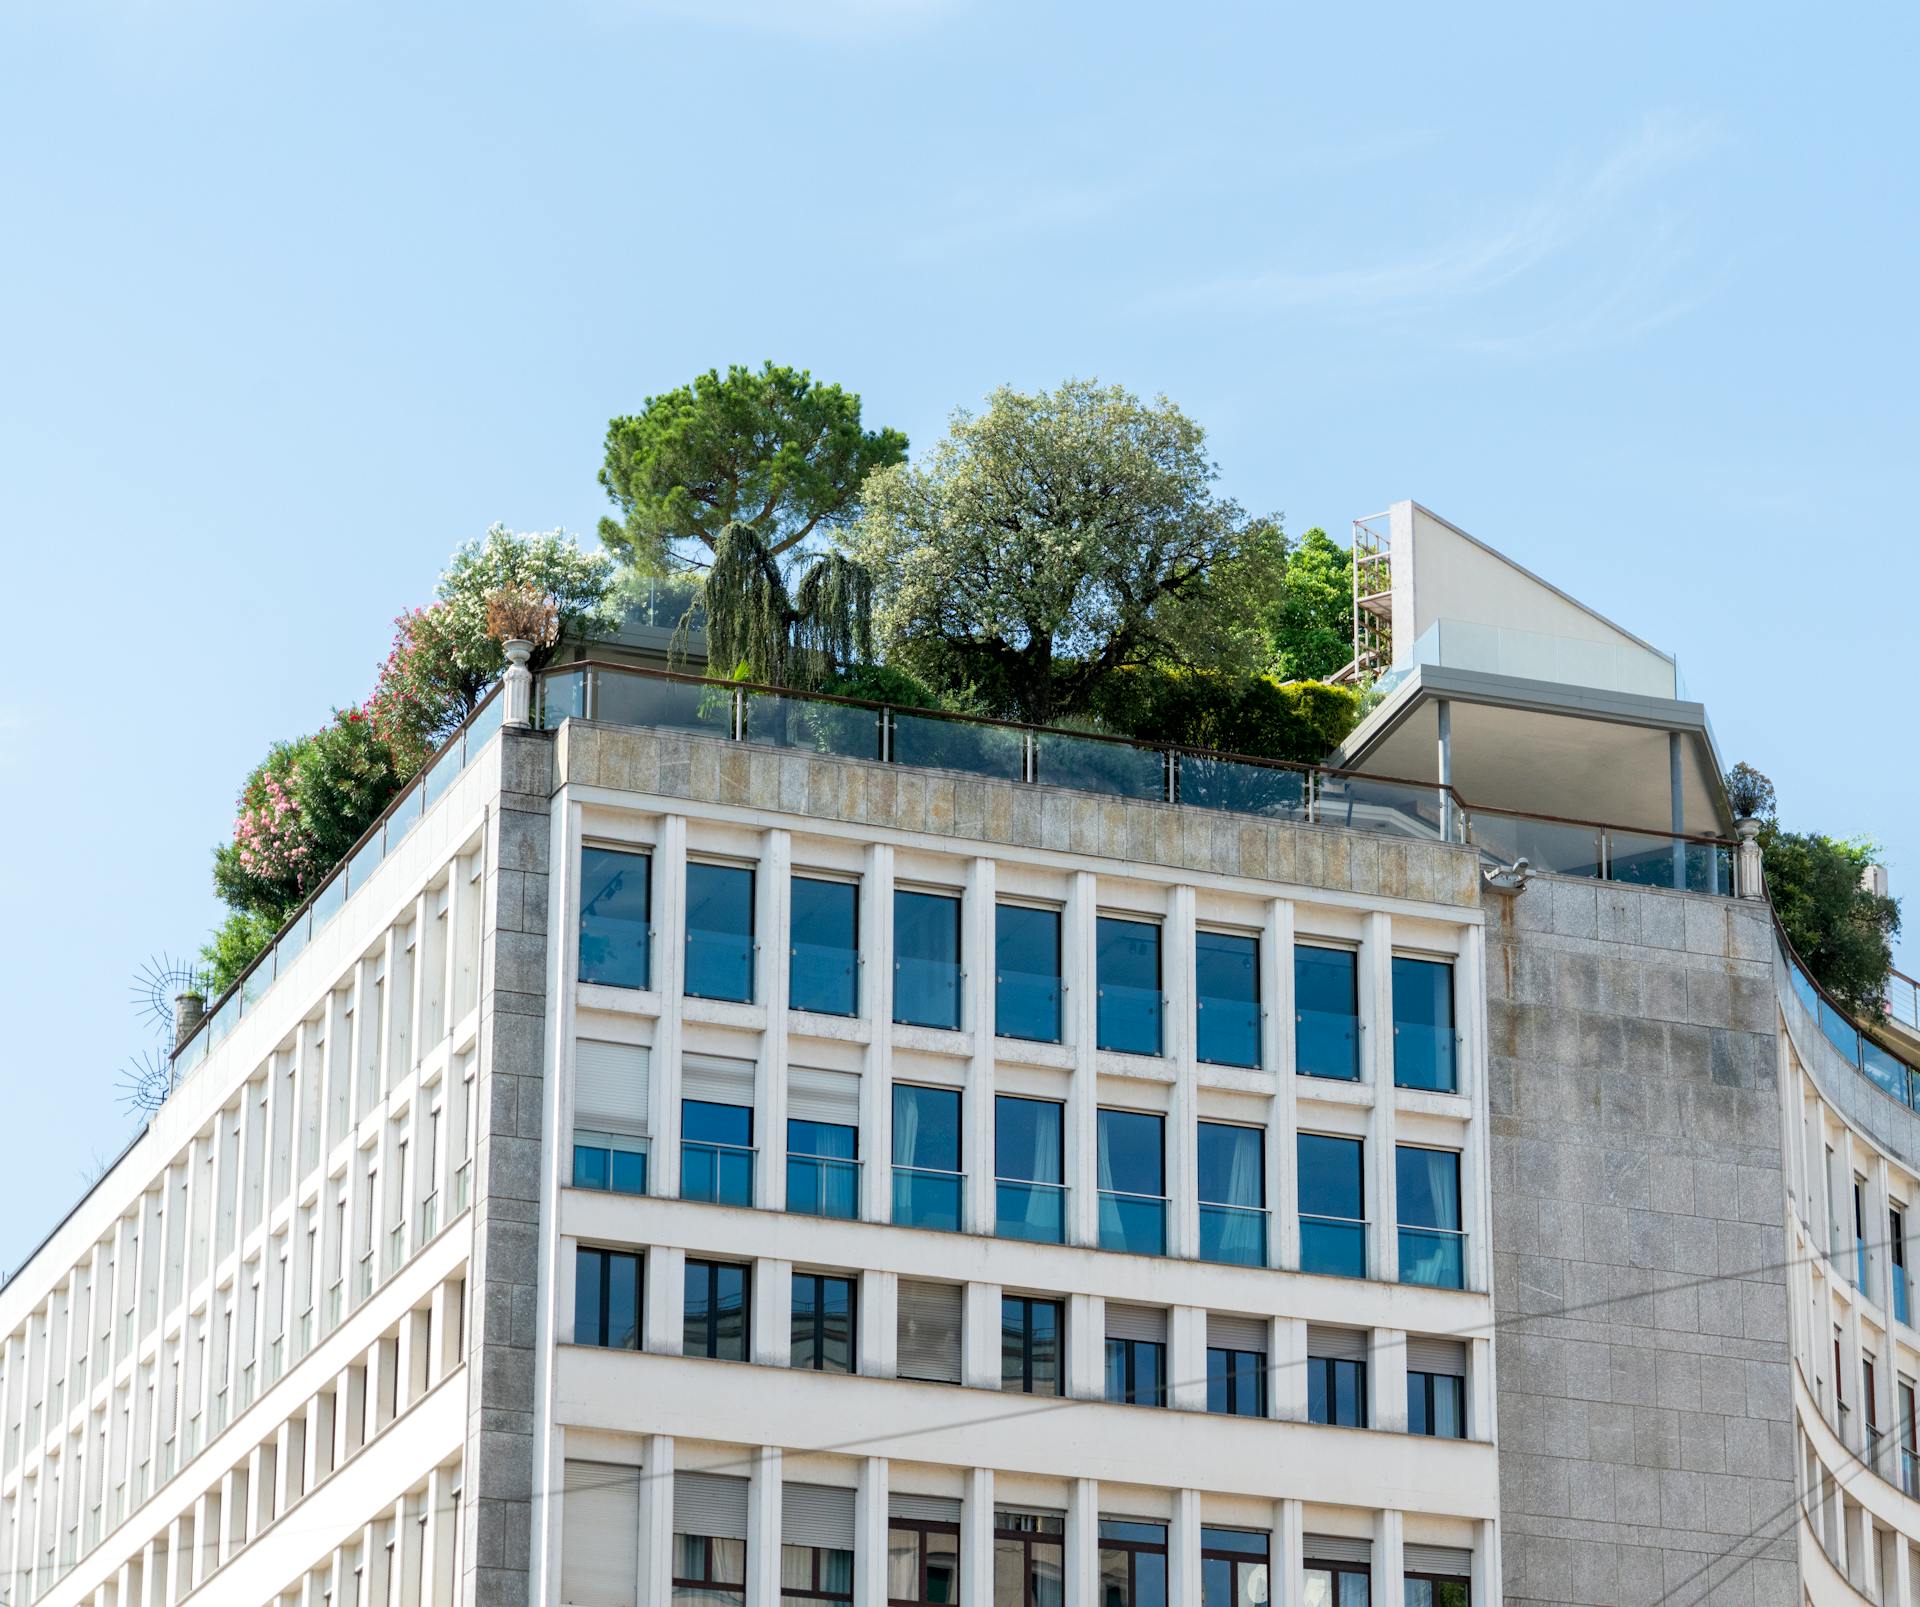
[2,1,1915,1273]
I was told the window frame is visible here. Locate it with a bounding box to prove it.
[572,1246,641,1351]
[886,1518,960,1607]
[684,860,757,1004]
[994,901,1064,1044]
[1097,1520,1168,1607]
[1407,1369,1467,1439]
[781,1543,854,1604]
[992,1511,1064,1607]
[1306,1354,1368,1428]
[1103,1336,1167,1408]
[684,1258,752,1362]
[1194,927,1261,1069]
[1206,1345,1267,1418]
[1095,915,1164,1056]
[790,873,860,1018]
[578,845,653,990]
[1000,1295,1065,1397]
[790,1271,857,1375]
[892,888,964,1030]
[674,1534,747,1604]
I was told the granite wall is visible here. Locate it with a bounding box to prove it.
[1488,877,1797,1605]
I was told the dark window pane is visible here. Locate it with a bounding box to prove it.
[686,862,755,1002]
[610,1148,648,1195]
[1408,1374,1430,1436]
[996,905,1062,1042]
[996,1097,1062,1183]
[1196,931,1260,1067]
[685,1100,753,1148]
[712,1264,748,1360]
[1298,1134,1364,1219]
[1396,1148,1461,1230]
[791,877,858,1016]
[1295,947,1358,1081]
[1392,957,1455,1091]
[1097,918,1162,1054]
[579,847,651,989]
[573,1144,610,1190]
[895,891,962,1029]
[1098,1109,1163,1196]
[608,1252,639,1348]
[574,1248,604,1346]
[894,1085,962,1172]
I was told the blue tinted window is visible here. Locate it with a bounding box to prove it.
[684,1260,749,1361]
[1298,1133,1366,1277]
[686,863,754,1002]
[1396,1147,1460,1230]
[791,877,858,1016]
[1307,1355,1366,1427]
[786,1118,858,1219]
[788,1118,856,1160]
[683,1099,752,1148]
[1097,918,1162,1055]
[1104,1337,1166,1406]
[1098,1109,1164,1197]
[894,891,962,1029]
[574,1247,640,1349]
[1197,1122,1263,1207]
[572,1142,646,1196]
[995,1096,1062,1184]
[579,848,651,988]
[996,905,1062,1042]
[1196,931,1259,1068]
[1295,947,1358,1080]
[893,1084,961,1171]
[1392,957,1455,1092]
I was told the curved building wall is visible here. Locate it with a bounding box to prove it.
[1777,940,1920,1602]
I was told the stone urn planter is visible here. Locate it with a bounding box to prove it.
[1734,816,1764,898]
[502,637,534,727]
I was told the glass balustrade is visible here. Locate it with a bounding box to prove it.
[680,1141,755,1207]
[1097,1190,1167,1256]
[1399,1226,1467,1290]
[1198,1202,1268,1267]
[785,1153,860,1219]
[1299,1214,1368,1279]
[892,1166,964,1232]
[995,1179,1067,1244]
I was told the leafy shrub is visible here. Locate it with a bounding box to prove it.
[1088,666,1361,765]
[1763,827,1901,1017]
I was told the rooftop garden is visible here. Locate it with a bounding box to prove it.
[199,364,1366,992]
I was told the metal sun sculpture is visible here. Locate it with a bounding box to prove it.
[115,1049,174,1116]
[130,952,207,1041]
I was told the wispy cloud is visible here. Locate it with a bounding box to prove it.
[1150,113,1725,358]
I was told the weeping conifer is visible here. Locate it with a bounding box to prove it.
[676,521,874,691]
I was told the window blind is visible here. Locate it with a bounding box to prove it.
[897,1281,963,1383]
[783,1483,856,1550]
[1106,1304,1168,1344]
[575,1042,650,1138]
[1302,1534,1371,1564]
[1406,1337,1467,1377]
[890,1493,962,1523]
[673,1471,749,1540]
[561,1461,639,1607]
[1306,1325,1367,1362]
[1403,1544,1471,1574]
[682,1053,756,1106]
[1206,1314,1268,1353]
[788,1066,860,1125]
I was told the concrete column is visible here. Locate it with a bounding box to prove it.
[647,1247,687,1357]
[1468,1337,1494,1444]
[1271,1499,1304,1607]
[1458,927,1490,1295]
[961,1466,995,1607]
[1265,900,1295,1273]
[964,857,998,1236]
[1373,1508,1403,1607]
[1469,1518,1499,1607]
[639,1435,676,1607]
[758,830,793,1212]
[862,845,896,1227]
[754,1260,793,1368]
[1167,886,1200,1261]
[652,815,689,1199]
[1168,1307,1208,1412]
[1065,873,1100,1249]
[1067,1294,1105,1400]
[1858,1510,1882,1601]
[745,1446,783,1607]
[1361,913,1397,1283]
[860,1272,898,1378]
[1064,1478,1099,1607]
[1271,1318,1308,1422]
[1372,1328,1408,1433]
[1669,730,1686,889]
[1436,698,1453,841]
[424,1463,457,1607]
[1169,1489,1202,1607]
[853,1457,889,1607]
[963,1284,1002,1389]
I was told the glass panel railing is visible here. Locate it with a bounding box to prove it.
[891,1166,964,1232]
[680,1142,755,1207]
[685,930,754,1003]
[890,710,1025,781]
[1399,1227,1466,1289]
[995,1179,1066,1244]
[1863,1040,1909,1103]
[1895,1275,1911,1329]
[540,666,589,725]
[785,1154,860,1220]
[1175,753,1308,819]
[1468,812,1603,879]
[1819,998,1862,1066]
[421,737,465,812]
[996,969,1061,1043]
[1097,1190,1167,1256]
[1031,729,1164,800]
[1296,1009,1359,1081]
[346,829,387,897]
[1096,985,1162,1056]
[1197,996,1260,1069]
[453,1158,473,1213]
[1393,1023,1457,1093]
[894,958,962,1031]
[790,941,857,1017]
[1299,1215,1367,1279]
[1198,1202,1268,1267]
[1317,773,1456,843]
[593,669,733,736]
[744,689,879,760]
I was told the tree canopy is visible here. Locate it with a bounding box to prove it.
[1764,827,1901,1017]
[598,362,907,572]
[847,379,1284,725]
[1268,526,1354,682]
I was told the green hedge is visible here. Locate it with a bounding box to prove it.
[1088,667,1361,765]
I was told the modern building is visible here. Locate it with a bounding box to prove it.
[0,501,1912,1607]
